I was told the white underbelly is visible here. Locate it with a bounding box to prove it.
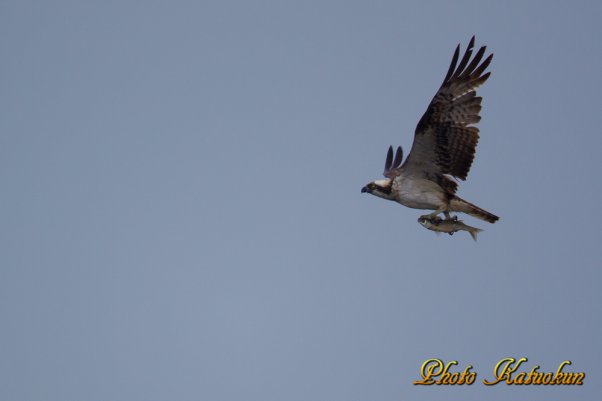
[393,178,446,210]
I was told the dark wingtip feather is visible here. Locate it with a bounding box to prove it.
[393,146,403,168]
[384,146,393,172]
[460,46,486,79]
[452,37,476,80]
[473,71,491,87]
[443,44,460,83]
[473,53,493,78]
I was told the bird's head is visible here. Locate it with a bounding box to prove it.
[361,179,395,200]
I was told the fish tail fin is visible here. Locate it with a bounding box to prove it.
[468,227,484,242]
[450,196,499,224]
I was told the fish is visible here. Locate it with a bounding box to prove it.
[417,216,483,241]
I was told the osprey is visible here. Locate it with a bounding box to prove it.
[361,37,499,224]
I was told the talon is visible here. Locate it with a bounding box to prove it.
[419,214,435,222]
[425,207,447,221]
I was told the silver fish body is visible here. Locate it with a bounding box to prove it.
[417,216,483,241]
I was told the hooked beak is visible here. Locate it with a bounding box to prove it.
[361,186,370,193]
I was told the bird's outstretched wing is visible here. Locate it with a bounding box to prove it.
[398,36,493,184]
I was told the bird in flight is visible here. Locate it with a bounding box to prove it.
[361,36,499,224]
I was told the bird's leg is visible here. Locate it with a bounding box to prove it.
[443,211,458,221]
[420,207,446,222]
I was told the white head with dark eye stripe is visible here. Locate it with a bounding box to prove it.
[361,179,395,200]
[361,145,402,201]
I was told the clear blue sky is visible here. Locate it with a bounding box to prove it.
[1,1,601,400]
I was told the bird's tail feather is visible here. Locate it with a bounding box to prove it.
[450,197,499,223]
